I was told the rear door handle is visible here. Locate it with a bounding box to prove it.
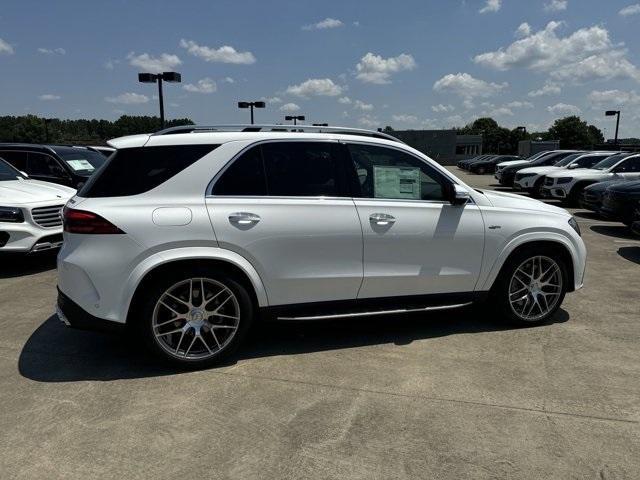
[229,212,261,225]
[369,213,395,226]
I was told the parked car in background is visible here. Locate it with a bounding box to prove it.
[0,144,107,189]
[56,124,586,367]
[513,152,612,196]
[600,180,640,226]
[543,153,640,205]
[469,155,520,174]
[495,150,551,175]
[630,203,640,236]
[457,155,492,170]
[496,150,581,187]
[580,179,629,213]
[0,157,74,253]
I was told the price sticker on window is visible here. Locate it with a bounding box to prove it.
[373,166,420,199]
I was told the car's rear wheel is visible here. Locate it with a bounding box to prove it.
[138,269,253,367]
[492,250,568,326]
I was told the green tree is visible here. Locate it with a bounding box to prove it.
[459,117,514,154]
[547,116,604,149]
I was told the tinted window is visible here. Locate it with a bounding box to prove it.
[213,142,345,197]
[0,158,23,181]
[0,150,28,170]
[615,157,640,172]
[574,154,609,168]
[593,154,633,170]
[555,153,583,167]
[347,143,447,201]
[27,153,67,178]
[212,145,267,196]
[52,146,107,174]
[80,145,217,198]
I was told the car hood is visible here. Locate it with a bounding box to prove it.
[498,160,529,169]
[546,168,608,180]
[609,180,640,193]
[518,166,560,175]
[480,189,569,216]
[0,179,76,205]
[585,179,629,193]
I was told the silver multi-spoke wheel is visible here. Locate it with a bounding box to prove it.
[508,255,563,322]
[152,278,240,360]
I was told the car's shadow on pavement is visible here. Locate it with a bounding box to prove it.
[573,211,602,221]
[19,307,569,383]
[618,246,640,265]
[590,224,637,240]
[0,252,57,279]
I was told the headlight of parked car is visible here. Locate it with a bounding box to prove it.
[557,177,572,184]
[568,217,581,236]
[0,206,24,223]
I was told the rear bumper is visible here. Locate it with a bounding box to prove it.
[56,289,125,333]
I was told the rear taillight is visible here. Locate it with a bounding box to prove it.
[63,207,124,234]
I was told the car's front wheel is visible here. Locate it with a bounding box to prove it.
[492,250,568,326]
[138,269,254,367]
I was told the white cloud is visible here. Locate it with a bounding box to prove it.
[354,100,374,111]
[619,4,640,16]
[357,115,379,128]
[38,47,66,55]
[338,96,352,104]
[547,103,581,115]
[433,72,508,99]
[506,101,534,108]
[355,52,416,84]
[38,94,61,101]
[262,96,282,104]
[279,103,301,112]
[302,18,344,30]
[479,0,501,14]
[544,0,568,12]
[474,22,640,83]
[392,114,418,123]
[286,78,343,97]
[179,39,255,64]
[528,82,562,97]
[431,104,455,113]
[183,77,217,94]
[105,92,150,104]
[515,23,531,38]
[104,59,120,70]
[127,52,182,73]
[587,89,640,106]
[221,76,235,84]
[0,38,14,55]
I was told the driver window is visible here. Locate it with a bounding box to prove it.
[616,157,640,172]
[347,143,447,201]
[27,153,66,178]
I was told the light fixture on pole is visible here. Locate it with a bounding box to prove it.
[312,123,329,127]
[605,110,621,145]
[285,115,305,125]
[238,101,266,124]
[138,71,182,128]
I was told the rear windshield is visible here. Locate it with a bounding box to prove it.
[52,147,109,175]
[79,144,218,197]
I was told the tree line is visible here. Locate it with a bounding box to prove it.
[0,115,194,145]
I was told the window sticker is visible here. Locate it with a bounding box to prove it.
[66,159,95,171]
[373,166,420,199]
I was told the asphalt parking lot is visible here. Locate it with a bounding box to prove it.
[1,166,639,479]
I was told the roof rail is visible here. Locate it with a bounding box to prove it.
[151,124,404,143]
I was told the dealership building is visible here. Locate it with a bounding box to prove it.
[390,130,483,165]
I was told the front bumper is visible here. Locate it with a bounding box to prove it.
[0,223,64,253]
[56,289,125,333]
[541,186,568,199]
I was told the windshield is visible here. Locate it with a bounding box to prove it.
[0,158,24,181]
[52,147,107,175]
[592,153,630,170]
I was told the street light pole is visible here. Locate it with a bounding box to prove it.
[139,72,182,129]
[605,110,621,145]
[237,101,266,124]
[285,115,305,125]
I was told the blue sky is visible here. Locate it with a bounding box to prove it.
[1,0,640,137]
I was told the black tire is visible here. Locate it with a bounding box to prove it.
[567,183,590,207]
[530,178,545,198]
[136,267,254,368]
[490,247,568,327]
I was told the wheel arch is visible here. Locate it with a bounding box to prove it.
[569,180,597,199]
[122,248,269,325]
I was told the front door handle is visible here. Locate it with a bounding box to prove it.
[369,213,395,226]
[229,212,261,225]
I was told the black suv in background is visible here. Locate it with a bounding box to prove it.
[469,155,519,174]
[600,180,640,226]
[0,144,107,188]
[496,150,580,187]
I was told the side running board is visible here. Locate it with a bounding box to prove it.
[277,302,472,321]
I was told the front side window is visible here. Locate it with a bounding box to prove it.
[615,157,640,172]
[213,141,345,197]
[0,151,28,171]
[347,143,448,201]
[27,153,67,178]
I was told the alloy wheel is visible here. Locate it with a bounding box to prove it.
[508,256,563,322]
[152,278,240,360]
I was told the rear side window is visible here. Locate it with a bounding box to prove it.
[79,145,218,197]
[212,141,346,197]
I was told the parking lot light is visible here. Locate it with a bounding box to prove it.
[138,72,182,129]
[605,110,621,145]
[237,101,266,124]
[285,115,305,125]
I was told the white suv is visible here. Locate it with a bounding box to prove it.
[56,125,587,367]
[0,158,74,253]
[542,152,640,204]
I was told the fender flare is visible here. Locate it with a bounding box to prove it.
[119,246,269,322]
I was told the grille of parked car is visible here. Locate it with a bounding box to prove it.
[31,205,65,228]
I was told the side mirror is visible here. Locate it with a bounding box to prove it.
[567,164,578,169]
[20,171,29,178]
[449,184,471,205]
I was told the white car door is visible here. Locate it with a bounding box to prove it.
[206,140,363,306]
[612,156,640,180]
[345,142,485,300]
